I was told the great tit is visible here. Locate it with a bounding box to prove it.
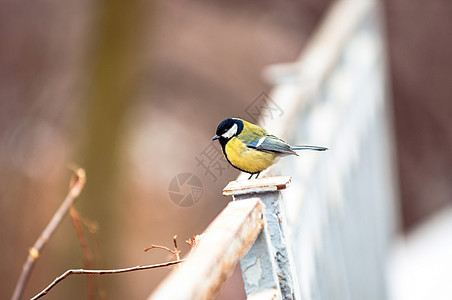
[212,118,328,179]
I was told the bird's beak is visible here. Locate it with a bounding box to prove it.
[212,135,220,141]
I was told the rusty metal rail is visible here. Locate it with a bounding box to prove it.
[224,176,299,299]
[150,177,297,300]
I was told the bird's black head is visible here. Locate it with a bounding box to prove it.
[212,118,244,142]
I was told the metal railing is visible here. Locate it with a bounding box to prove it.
[149,177,296,300]
[149,0,398,299]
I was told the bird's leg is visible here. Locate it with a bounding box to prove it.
[248,173,254,180]
[255,172,261,179]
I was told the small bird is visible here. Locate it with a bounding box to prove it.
[212,118,328,179]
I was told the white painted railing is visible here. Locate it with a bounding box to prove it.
[262,1,399,299]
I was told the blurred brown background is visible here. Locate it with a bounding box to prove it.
[382,0,452,230]
[1,0,451,299]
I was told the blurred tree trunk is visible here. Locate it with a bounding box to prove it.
[78,0,147,283]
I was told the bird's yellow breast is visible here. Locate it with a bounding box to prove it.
[224,137,276,174]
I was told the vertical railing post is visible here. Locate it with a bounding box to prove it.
[223,176,299,300]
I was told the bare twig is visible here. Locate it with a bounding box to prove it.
[144,244,177,254]
[70,206,94,266]
[12,168,86,300]
[80,217,102,265]
[69,205,96,300]
[173,235,181,262]
[186,233,204,248]
[31,260,185,300]
[144,235,181,262]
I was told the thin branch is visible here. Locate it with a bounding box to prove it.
[69,205,96,300]
[186,233,204,248]
[144,235,181,262]
[144,244,177,254]
[31,260,185,300]
[144,236,182,271]
[70,206,94,266]
[80,217,103,265]
[173,235,181,262]
[12,168,86,300]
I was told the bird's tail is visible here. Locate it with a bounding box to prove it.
[290,145,328,151]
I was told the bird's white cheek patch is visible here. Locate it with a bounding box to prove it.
[222,123,238,139]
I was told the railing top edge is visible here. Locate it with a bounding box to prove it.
[223,176,291,197]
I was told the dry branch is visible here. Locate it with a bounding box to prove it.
[69,205,96,299]
[12,168,86,300]
[144,235,181,261]
[31,260,185,300]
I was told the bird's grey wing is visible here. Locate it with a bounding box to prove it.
[246,135,297,156]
